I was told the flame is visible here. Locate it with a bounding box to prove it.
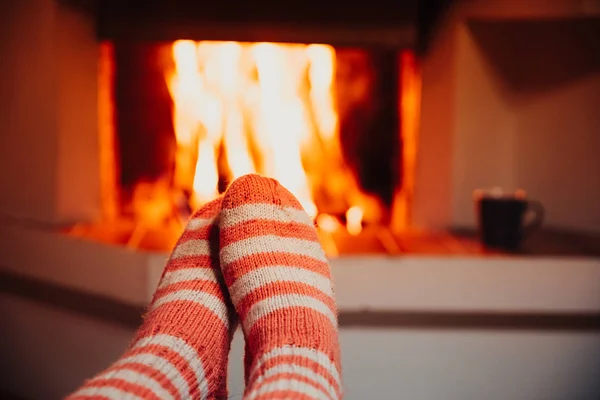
[93,40,424,254]
[346,206,363,236]
[167,40,320,215]
[391,51,421,231]
[165,40,380,223]
[316,213,341,233]
[98,42,118,222]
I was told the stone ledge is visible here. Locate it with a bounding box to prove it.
[1,224,599,314]
[2,270,600,331]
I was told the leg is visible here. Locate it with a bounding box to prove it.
[219,175,342,400]
[68,198,236,400]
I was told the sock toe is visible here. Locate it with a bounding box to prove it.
[223,174,305,211]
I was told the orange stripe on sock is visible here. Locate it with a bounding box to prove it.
[221,190,305,210]
[68,397,104,400]
[246,308,337,350]
[220,219,319,246]
[253,390,320,400]
[140,302,230,339]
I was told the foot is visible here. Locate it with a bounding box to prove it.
[219,174,342,400]
[69,197,236,400]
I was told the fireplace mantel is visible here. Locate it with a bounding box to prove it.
[64,0,419,47]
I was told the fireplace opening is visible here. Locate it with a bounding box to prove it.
[85,40,420,255]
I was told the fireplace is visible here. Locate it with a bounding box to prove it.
[55,0,422,256]
[89,42,418,255]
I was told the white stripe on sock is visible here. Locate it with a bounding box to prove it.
[249,345,341,391]
[171,239,211,259]
[158,267,218,290]
[220,203,314,229]
[70,386,145,400]
[131,334,208,399]
[112,353,189,399]
[186,215,216,230]
[149,289,228,325]
[220,235,327,266]
[251,364,338,400]
[86,368,174,400]
[247,378,329,400]
[230,266,333,305]
[243,294,337,333]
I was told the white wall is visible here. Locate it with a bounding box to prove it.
[0,292,133,400]
[2,292,600,400]
[514,66,600,232]
[411,8,458,231]
[0,0,58,222]
[451,22,517,227]
[414,2,600,233]
[0,0,100,224]
[465,19,600,233]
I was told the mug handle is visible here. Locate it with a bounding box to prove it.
[523,200,544,238]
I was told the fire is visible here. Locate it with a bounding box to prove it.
[346,206,364,236]
[91,40,424,254]
[165,40,376,221]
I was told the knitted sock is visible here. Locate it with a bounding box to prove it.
[219,174,342,400]
[68,197,236,400]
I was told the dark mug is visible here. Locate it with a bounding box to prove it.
[474,190,544,251]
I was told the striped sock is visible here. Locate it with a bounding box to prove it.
[219,174,342,400]
[68,197,237,400]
